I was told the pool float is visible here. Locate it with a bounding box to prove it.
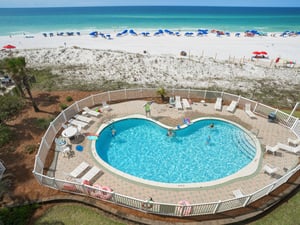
[99,186,113,200]
[176,200,192,216]
[91,184,103,198]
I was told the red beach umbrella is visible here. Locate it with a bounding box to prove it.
[3,44,16,49]
[260,51,268,55]
[252,51,261,55]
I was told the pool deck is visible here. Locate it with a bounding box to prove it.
[54,100,299,204]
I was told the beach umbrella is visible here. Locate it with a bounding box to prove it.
[252,51,261,55]
[260,51,268,55]
[3,44,16,49]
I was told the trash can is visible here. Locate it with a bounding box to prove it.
[268,112,276,122]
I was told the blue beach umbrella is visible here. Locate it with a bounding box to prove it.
[89,31,98,37]
[129,29,137,36]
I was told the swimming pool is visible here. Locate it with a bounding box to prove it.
[94,116,261,187]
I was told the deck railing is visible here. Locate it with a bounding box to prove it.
[33,88,300,217]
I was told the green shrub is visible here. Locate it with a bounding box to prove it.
[66,96,73,102]
[34,117,53,130]
[0,124,13,148]
[59,103,68,110]
[24,144,37,154]
[0,204,39,225]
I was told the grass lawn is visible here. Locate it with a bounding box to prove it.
[33,203,128,225]
[249,189,300,225]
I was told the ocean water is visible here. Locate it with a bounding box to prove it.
[0,6,299,36]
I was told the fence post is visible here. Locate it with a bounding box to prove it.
[213,200,221,213]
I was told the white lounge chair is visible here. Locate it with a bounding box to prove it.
[70,162,90,178]
[214,97,222,111]
[265,145,279,155]
[287,138,300,146]
[81,166,102,182]
[232,189,244,198]
[227,100,238,113]
[175,96,183,110]
[102,101,112,111]
[182,98,192,110]
[83,107,101,117]
[74,114,93,124]
[263,164,278,176]
[245,103,257,119]
[69,118,88,129]
[277,142,300,154]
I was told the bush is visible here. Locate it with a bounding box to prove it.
[34,117,53,130]
[59,103,68,110]
[24,144,37,154]
[0,124,13,148]
[0,204,39,225]
[66,96,73,102]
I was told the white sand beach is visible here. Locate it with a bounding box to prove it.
[0,32,299,93]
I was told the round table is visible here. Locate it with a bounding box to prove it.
[62,126,78,138]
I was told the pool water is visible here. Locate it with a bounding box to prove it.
[96,118,256,184]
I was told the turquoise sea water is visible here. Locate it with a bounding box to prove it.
[96,118,256,184]
[0,6,300,36]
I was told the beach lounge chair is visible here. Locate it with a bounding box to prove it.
[69,118,88,129]
[102,101,112,111]
[263,164,279,176]
[232,189,244,198]
[81,166,102,182]
[182,98,192,110]
[214,97,222,111]
[245,103,257,119]
[227,100,238,113]
[74,114,93,124]
[277,142,300,154]
[70,161,90,178]
[83,107,101,117]
[175,96,183,110]
[287,137,300,146]
[265,145,279,155]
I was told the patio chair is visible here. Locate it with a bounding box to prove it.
[102,101,112,111]
[232,189,244,198]
[83,107,101,117]
[265,145,279,155]
[277,142,300,154]
[175,96,183,110]
[245,103,257,119]
[263,164,279,176]
[81,166,102,183]
[287,138,300,146]
[69,161,90,178]
[68,118,88,129]
[74,114,93,124]
[182,98,192,110]
[214,97,222,111]
[227,100,238,113]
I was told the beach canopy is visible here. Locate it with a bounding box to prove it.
[260,51,268,55]
[3,44,16,49]
[252,51,261,55]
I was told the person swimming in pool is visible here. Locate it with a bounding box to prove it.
[167,129,174,137]
[209,123,214,128]
[206,135,211,145]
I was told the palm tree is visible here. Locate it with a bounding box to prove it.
[0,57,39,112]
[156,87,167,102]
